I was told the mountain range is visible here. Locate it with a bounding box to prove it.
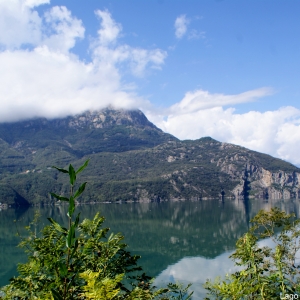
[0,108,299,206]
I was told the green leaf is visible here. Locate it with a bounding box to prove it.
[58,262,68,277]
[76,159,89,174]
[66,273,78,293]
[68,196,75,218]
[74,213,81,227]
[70,239,79,259]
[47,218,67,233]
[52,166,68,173]
[50,192,69,202]
[69,164,76,185]
[74,182,87,199]
[66,224,75,248]
[51,289,64,300]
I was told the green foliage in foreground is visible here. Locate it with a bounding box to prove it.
[0,160,193,300]
[204,207,300,299]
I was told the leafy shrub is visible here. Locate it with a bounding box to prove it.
[0,160,193,300]
[204,207,300,299]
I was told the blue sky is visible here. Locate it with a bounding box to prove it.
[0,0,300,165]
[43,0,300,111]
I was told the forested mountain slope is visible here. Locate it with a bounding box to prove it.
[0,108,299,205]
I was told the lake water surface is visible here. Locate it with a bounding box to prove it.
[1,198,299,299]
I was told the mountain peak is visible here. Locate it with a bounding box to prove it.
[0,108,157,130]
[67,108,157,130]
[0,107,177,156]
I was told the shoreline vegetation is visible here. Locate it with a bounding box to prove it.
[1,195,299,211]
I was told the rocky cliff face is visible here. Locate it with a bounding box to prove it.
[214,142,300,199]
[67,108,156,129]
[241,167,300,199]
[32,108,158,130]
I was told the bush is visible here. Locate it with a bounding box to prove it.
[0,160,193,300]
[204,207,300,299]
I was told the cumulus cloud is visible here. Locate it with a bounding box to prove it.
[92,10,167,77]
[95,9,122,45]
[0,0,43,48]
[0,1,83,51]
[24,0,49,8]
[0,2,165,122]
[0,47,144,121]
[43,6,85,53]
[146,91,300,166]
[174,14,189,39]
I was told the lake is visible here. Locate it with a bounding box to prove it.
[1,198,299,299]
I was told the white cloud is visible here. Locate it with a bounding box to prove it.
[174,14,189,39]
[0,3,165,122]
[95,9,122,46]
[0,1,83,52]
[155,251,239,299]
[146,93,300,166]
[92,10,167,77]
[129,47,167,76]
[174,14,206,41]
[168,87,274,115]
[24,0,49,8]
[275,122,300,164]
[0,0,43,48]
[43,6,85,53]
[154,236,278,299]
[0,46,144,121]
[188,29,205,40]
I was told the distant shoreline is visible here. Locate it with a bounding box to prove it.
[1,195,297,211]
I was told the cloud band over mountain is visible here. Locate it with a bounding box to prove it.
[0,1,300,166]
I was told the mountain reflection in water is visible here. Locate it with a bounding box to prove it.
[1,198,299,298]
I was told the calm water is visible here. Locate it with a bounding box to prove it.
[1,198,299,299]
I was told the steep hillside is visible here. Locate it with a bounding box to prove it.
[0,108,299,205]
[0,108,176,159]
